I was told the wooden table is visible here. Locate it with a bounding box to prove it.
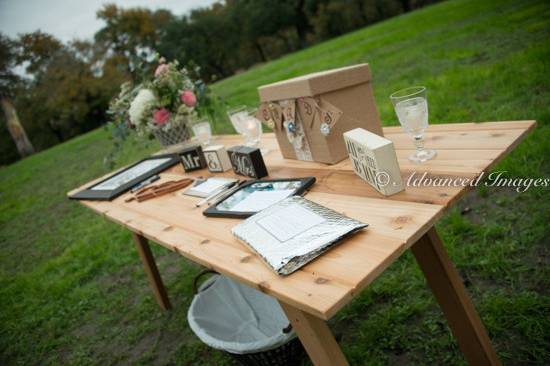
[69,120,535,365]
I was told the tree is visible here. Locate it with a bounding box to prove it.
[398,0,411,12]
[95,3,174,77]
[15,31,62,75]
[12,32,127,147]
[159,3,240,80]
[0,34,34,158]
[285,0,317,48]
[235,0,296,62]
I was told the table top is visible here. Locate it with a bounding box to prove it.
[69,120,535,320]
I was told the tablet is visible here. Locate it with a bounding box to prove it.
[203,177,316,218]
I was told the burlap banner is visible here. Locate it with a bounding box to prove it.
[257,97,343,135]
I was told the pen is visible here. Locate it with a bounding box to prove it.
[195,181,239,207]
[131,175,160,193]
[206,181,245,206]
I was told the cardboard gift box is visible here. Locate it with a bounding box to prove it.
[256,63,383,164]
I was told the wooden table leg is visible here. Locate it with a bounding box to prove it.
[280,302,349,366]
[412,227,500,365]
[132,232,172,310]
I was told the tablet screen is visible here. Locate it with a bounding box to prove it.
[216,181,303,212]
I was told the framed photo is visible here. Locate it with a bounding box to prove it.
[69,154,180,201]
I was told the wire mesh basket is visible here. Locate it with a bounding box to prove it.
[188,270,305,366]
[153,122,192,147]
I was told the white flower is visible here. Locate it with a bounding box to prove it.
[129,89,156,126]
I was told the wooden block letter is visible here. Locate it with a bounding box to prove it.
[227,146,268,179]
[203,145,232,173]
[343,128,404,196]
[179,145,206,172]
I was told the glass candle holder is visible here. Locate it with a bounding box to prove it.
[191,118,212,146]
[242,110,262,147]
[227,105,249,135]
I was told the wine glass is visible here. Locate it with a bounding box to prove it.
[226,105,248,135]
[390,86,436,163]
[191,117,212,146]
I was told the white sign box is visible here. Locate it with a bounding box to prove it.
[344,128,404,196]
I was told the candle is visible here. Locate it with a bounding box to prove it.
[243,117,261,147]
[246,118,258,135]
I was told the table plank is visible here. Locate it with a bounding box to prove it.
[383,120,535,133]
[82,182,442,318]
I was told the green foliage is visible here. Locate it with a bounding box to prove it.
[0,32,131,165]
[159,4,241,80]
[158,0,434,82]
[1,0,440,165]
[0,35,23,163]
[95,3,174,74]
[15,31,63,75]
[0,34,20,97]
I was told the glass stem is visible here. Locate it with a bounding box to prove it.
[414,135,425,152]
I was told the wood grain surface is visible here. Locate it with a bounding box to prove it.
[68,120,535,320]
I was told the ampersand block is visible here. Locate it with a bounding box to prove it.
[227,146,268,179]
[203,145,232,173]
[178,145,207,172]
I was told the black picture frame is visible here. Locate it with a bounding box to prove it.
[69,154,180,201]
[203,177,316,218]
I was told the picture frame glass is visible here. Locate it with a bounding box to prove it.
[91,157,173,190]
[69,154,180,201]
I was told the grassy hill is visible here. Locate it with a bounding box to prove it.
[1,0,549,364]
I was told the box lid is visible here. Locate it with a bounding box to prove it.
[258,63,372,102]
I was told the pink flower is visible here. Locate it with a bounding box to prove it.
[180,90,197,107]
[153,108,170,125]
[154,64,169,77]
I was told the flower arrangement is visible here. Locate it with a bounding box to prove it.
[108,57,199,138]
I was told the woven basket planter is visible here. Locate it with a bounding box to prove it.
[153,122,192,147]
[229,337,305,366]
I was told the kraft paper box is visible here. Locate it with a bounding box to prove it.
[256,63,383,164]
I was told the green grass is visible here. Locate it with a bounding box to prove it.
[1,0,549,364]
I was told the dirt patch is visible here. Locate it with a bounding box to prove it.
[387,352,414,366]
[72,322,99,340]
[455,187,517,226]
[126,329,163,364]
[155,251,186,283]
[517,238,550,295]
[149,329,188,366]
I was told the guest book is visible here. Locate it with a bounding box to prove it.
[232,196,367,275]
